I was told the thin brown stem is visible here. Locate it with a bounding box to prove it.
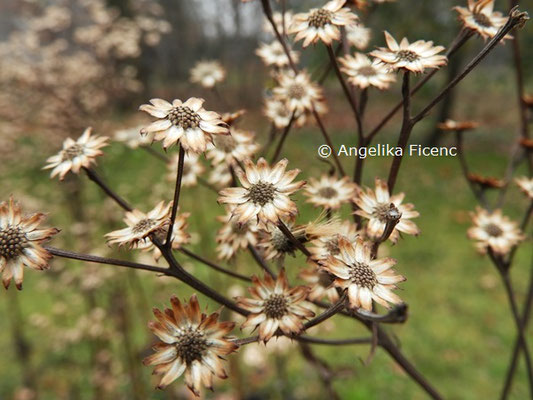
[178,247,252,282]
[277,219,311,257]
[326,44,363,140]
[304,292,347,330]
[312,107,346,176]
[270,112,295,163]
[83,167,132,211]
[166,145,185,246]
[387,71,413,194]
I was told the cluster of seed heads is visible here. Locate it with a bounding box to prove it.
[264,294,289,319]
[318,186,338,199]
[132,218,157,234]
[485,223,504,237]
[62,144,84,161]
[373,203,401,223]
[0,226,27,259]
[175,327,208,364]
[308,9,332,28]
[168,106,201,129]
[349,262,377,289]
[396,50,420,62]
[248,182,276,206]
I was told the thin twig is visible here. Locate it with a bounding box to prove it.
[277,219,311,257]
[271,112,295,163]
[179,247,252,282]
[83,168,132,211]
[166,145,185,247]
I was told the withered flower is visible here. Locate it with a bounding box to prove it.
[370,31,447,73]
[273,70,326,115]
[236,269,314,342]
[264,98,308,129]
[304,174,359,210]
[299,266,339,303]
[467,173,504,189]
[308,220,361,264]
[0,198,59,289]
[515,176,533,199]
[143,295,238,395]
[323,237,405,310]
[353,178,420,243]
[137,213,191,261]
[105,201,172,248]
[345,23,371,50]
[289,0,358,47]
[207,128,259,166]
[467,207,524,255]
[139,98,229,153]
[218,158,305,226]
[216,210,259,260]
[437,119,480,132]
[339,53,396,90]
[44,127,109,180]
[189,60,226,89]
[454,0,509,40]
[256,41,300,68]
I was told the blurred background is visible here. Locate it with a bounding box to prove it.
[0,0,532,399]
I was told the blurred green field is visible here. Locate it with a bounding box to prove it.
[1,117,531,400]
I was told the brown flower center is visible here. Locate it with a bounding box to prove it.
[264,294,288,319]
[248,182,276,206]
[231,222,248,235]
[396,50,419,62]
[62,144,84,161]
[473,12,492,27]
[373,203,401,223]
[357,66,377,77]
[214,135,236,153]
[350,262,377,288]
[168,106,201,129]
[318,186,338,199]
[288,84,305,100]
[0,225,28,259]
[132,218,156,234]
[308,9,332,28]
[175,326,208,364]
[485,223,503,237]
[271,228,296,254]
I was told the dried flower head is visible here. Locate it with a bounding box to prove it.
[467,173,504,189]
[236,269,314,342]
[289,0,358,47]
[221,109,246,126]
[515,176,533,199]
[454,0,509,40]
[257,222,306,261]
[323,237,405,310]
[137,212,191,261]
[467,207,525,255]
[114,125,153,149]
[345,23,371,50]
[218,158,305,226]
[304,174,359,210]
[354,178,420,243]
[143,294,238,395]
[105,201,172,248]
[207,128,259,166]
[208,163,235,189]
[216,210,259,260]
[437,119,480,132]
[339,53,396,90]
[166,153,205,188]
[44,127,109,180]
[370,31,447,73]
[0,197,59,289]
[299,266,339,303]
[256,41,300,68]
[189,60,226,89]
[308,220,361,264]
[264,97,308,129]
[139,98,229,153]
[273,71,326,114]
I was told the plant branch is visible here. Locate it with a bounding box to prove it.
[83,167,132,211]
[178,247,252,282]
[166,145,185,247]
